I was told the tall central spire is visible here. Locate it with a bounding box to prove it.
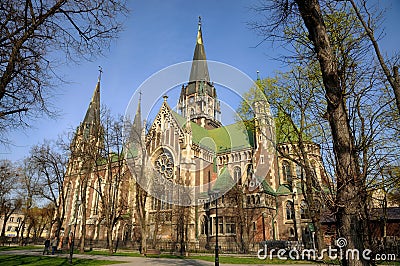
[189,16,210,82]
[178,18,221,129]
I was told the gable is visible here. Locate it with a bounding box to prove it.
[146,102,185,145]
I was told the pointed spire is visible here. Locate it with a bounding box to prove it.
[189,16,210,82]
[83,69,101,126]
[132,91,142,134]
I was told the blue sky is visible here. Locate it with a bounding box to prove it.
[2,0,400,162]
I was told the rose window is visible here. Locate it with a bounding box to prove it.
[155,153,174,179]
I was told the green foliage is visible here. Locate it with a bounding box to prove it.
[237,73,316,144]
[386,166,400,205]
[237,78,274,121]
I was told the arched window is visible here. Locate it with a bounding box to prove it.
[282,161,292,183]
[300,200,309,219]
[286,201,294,220]
[234,166,241,185]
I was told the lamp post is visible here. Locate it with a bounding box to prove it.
[209,190,220,266]
[204,200,210,250]
[291,189,299,242]
[288,177,298,242]
[215,194,219,266]
[69,199,81,264]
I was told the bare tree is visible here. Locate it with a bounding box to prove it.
[348,0,400,116]
[0,160,20,244]
[247,1,400,265]
[125,110,150,254]
[65,107,131,253]
[15,160,38,245]
[230,184,260,253]
[26,141,68,242]
[24,205,54,242]
[0,0,128,142]
[238,72,334,252]
[91,111,130,254]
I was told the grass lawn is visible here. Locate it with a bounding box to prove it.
[189,255,314,264]
[0,245,41,251]
[143,254,316,264]
[84,250,400,265]
[84,250,142,257]
[0,254,124,266]
[194,255,400,265]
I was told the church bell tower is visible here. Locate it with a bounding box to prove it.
[177,17,222,129]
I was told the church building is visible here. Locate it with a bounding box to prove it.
[60,19,327,252]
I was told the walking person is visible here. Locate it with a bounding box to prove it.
[51,236,58,255]
[43,238,50,255]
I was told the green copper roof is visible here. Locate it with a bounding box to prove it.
[261,179,276,195]
[276,184,292,195]
[171,111,254,153]
[212,167,235,191]
[171,110,187,127]
[96,152,122,165]
[208,123,253,152]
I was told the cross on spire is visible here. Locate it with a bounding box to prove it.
[198,16,202,30]
[98,66,103,81]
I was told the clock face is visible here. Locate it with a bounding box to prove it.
[189,97,194,103]
[155,152,174,179]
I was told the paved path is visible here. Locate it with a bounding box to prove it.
[0,248,317,266]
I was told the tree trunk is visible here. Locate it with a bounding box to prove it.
[1,218,7,245]
[140,221,147,254]
[107,227,113,254]
[79,177,88,253]
[135,183,148,254]
[151,203,160,249]
[294,1,368,265]
[80,202,86,253]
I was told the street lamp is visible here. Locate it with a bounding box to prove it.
[204,200,210,250]
[69,199,81,264]
[291,191,299,242]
